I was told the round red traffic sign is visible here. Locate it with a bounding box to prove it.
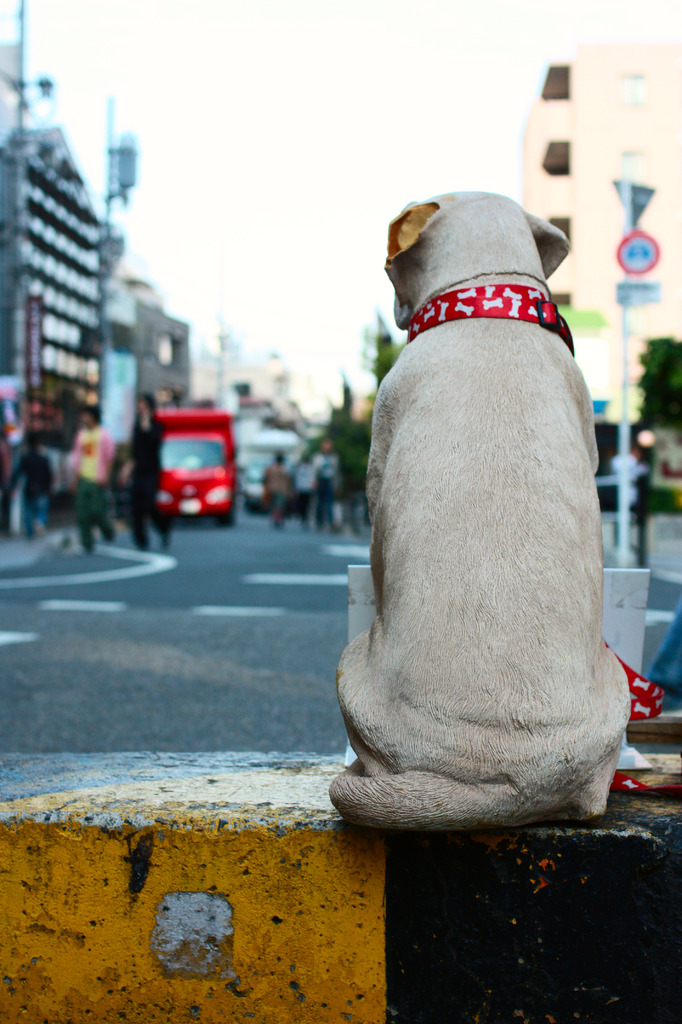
[617,230,660,275]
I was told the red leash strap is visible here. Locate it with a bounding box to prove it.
[611,650,664,721]
[407,283,574,355]
[611,771,682,796]
[609,649,682,797]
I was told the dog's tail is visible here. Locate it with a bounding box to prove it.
[329,760,612,830]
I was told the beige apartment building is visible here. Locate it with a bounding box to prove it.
[523,44,682,420]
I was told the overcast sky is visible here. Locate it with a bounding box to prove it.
[3,0,682,401]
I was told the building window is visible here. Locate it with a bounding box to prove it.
[621,151,647,185]
[542,141,570,176]
[542,65,570,101]
[158,334,173,366]
[622,74,646,106]
[549,217,571,243]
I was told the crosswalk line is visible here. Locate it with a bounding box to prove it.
[192,606,286,617]
[0,631,38,646]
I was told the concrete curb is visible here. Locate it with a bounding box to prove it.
[0,753,681,1023]
[0,754,385,1023]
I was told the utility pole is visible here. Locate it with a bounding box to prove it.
[98,98,116,407]
[98,98,137,413]
[217,317,239,413]
[10,0,28,397]
[3,0,53,396]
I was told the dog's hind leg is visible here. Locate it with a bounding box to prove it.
[330,764,530,831]
[329,760,614,831]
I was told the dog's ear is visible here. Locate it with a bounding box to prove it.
[525,212,570,279]
[385,201,440,268]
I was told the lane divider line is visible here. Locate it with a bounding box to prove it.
[0,545,177,590]
[243,573,349,586]
[0,631,38,646]
[39,600,128,612]
[646,609,675,625]
[322,544,370,559]
[192,606,286,617]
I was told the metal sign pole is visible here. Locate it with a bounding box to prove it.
[617,181,633,566]
[617,302,632,565]
[613,179,658,566]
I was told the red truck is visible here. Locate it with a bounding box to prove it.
[154,408,237,525]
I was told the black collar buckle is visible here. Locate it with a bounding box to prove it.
[536,300,574,357]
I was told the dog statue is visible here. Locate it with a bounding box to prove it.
[330,191,629,830]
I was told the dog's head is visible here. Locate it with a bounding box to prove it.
[385,192,569,329]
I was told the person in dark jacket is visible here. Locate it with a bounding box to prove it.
[0,433,11,533]
[120,394,170,550]
[10,432,53,538]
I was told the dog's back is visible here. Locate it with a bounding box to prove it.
[330,194,629,830]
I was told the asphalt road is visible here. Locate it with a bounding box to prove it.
[0,510,680,755]
[0,513,369,755]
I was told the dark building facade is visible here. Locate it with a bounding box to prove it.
[134,299,190,405]
[0,128,101,449]
[109,274,190,407]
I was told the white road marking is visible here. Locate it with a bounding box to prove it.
[243,573,348,586]
[39,600,127,612]
[645,609,675,626]
[323,544,370,560]
[192,606,286,617]
[0,631,38,646]
[0,545,176,590]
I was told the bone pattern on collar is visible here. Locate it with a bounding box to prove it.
[407,283,574,356]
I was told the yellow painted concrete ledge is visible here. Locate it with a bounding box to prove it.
[0,754,386,1024]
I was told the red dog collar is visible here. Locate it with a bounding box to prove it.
[407,283,574,356]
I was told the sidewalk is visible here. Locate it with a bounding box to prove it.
[0,528,78,572]
[0,506,86,571]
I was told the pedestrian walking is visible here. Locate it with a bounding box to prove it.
[263,454,292,528]
[70,404,115,553]
[0,432,12,533]
[119,394,170,550]
[313,437,339,529]
[646,601,682,713]
[293,454,314,527]
[9,432,53,538]
[610,443,649,509]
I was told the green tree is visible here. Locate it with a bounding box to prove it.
[317,375,366,495]
[639,337,682,426]
[317,316,406,498]
[362,313,405,392]
[638,337,682,512]
[327,408,372,495]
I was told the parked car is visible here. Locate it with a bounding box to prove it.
[242,458,271,513]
